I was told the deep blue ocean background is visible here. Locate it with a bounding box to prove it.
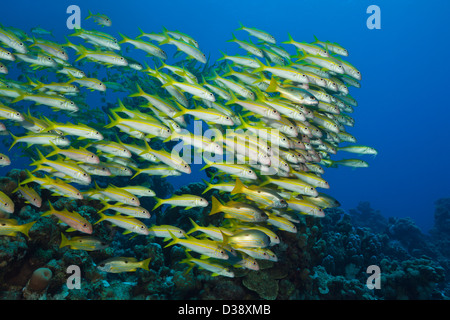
[1,0,449,234]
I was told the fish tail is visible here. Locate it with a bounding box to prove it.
[163,231,180,248]
[217,50,227,61]
[235,22,245,31]
[128,83,145,98]
[281,32,294,44]
[224,89,239,106]
[186,217,200,235]
[140,257,151,271]
[209,196,223,216]
[171,101,187,118]
[159,27,171,45]
[74,45,88,62]
[137,27,145,38]
[104,111,121,129]
[266,76,279,93]
[44,142,61,159]
[227,33,237,43]
[29,148,46,167]
[85,9,93,20]
[201,179,212,194]
[130,168,142,180]
[19,221,36,239]
[152,198,164,210]
[59,232,69,248]
[118,33,129,45]
[251,59,266,74]
[8,132,19,151]
[230,177,246,195]
[94,212,107,225]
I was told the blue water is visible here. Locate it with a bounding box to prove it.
[1,0,449,233]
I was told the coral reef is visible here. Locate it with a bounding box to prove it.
[0,170,449,300]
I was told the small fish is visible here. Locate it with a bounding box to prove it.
[0,219,36,238]
[91,182,140,206]
[165,232,229,260]
[0,191,14,214]
[42,202,92,234]
[0,153,10,166]
[223,229,271,248]
[31,27,53,37]
[86,10,112,27]
[46,143,100,164]
[337,145,378,156]
[97,257,152,273]
[59,232,108,251]
[231,178,287,209]
[236,22,276,44]
[153,194,208,211]
[180,252,234,278]
[13,185,42,208]
[31,149,91,184]
[286,198,325,217]
[147,225,187,240]
[98,201,150,219]
[95,212,149,235]
[209,196,267,223]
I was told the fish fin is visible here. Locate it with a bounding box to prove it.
[19,221,36,239]
[163,231,179,248]
[235,22,245,31]
[59,232,69,248]
[140,257,151,271]
[184,206,192,211]
[66,227,77,232]
[209,196,223,216]
[152,197,163,210]
[129,83,145,98]
[230,177,246,195]
[265,76,279,93]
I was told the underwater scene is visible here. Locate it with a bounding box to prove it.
[0,0,449,303]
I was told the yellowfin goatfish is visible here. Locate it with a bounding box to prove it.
[86,10,112,27]
[0,219,35,238]
[165,232,229,260]
[180,252,234,278]
[59,232,108,251]
[0,191,14,214]
[236,22,276,44]
[95,213,149,235]
[42,202,92,234]
[13,185,42,208]
[31,149,92,184]
[209,196,267,223]
[0,26,28,53]
[153,194,208,210]
[97,257,152,273]
[231,178,287,209]
[159,28,206,63]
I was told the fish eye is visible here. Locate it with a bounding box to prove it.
[83,173,87,176]
[76,192,81,196]
[131,197,136,201]
[83,223,87,227]
[4,203,8,206]
[248,170,252,174]
[140,225,145,229]
[19,42,23,46]
[15,112,20,116]
[6,52,10,55]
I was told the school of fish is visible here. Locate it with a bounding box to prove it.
[0,12,376,277]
